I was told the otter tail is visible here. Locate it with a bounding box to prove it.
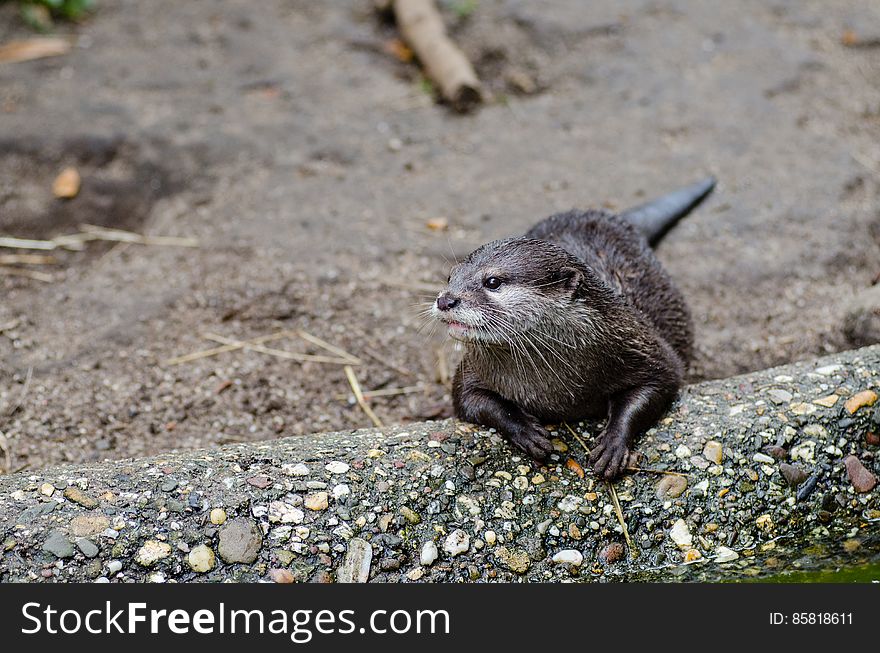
[621,176,716,247]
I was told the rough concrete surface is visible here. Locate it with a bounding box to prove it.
[1,346,877,583]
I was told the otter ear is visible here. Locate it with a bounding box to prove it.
[558,266,583,295]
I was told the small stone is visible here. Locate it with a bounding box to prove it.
[669,519,692,549]
[187,544,216,573]
[42,530,75,559]
[107,560,123,574]
[218,519,263,564]
[76,538,99,558]
[407,568,425,581]
[844,455,877,493]
[845,390,878,415]
[702,441,723,464]
[246,475,272,489]
[484,530,497,546]
[867,432,880,446]
[420,541,439,566]
[269,568,296,583]
[684,549,702,562]
[531,473,546,485]
[63,486,98,508]
[69,514,110,537]
[552,549,584,566]
[209,508,227,525]
[304,492,329,511]
[400,506,421,524]
[753,452,775,464]
[714,546,739,563]
[655,475,688,499]
[843,539,861,553]
[332,484,350,499]
[790,402,816,416]
[443,529,470,557]
[268,501,304,524]
[135,540,172,567]
[284,463,310,476]
[790,441,816,463]
[39,482,55,497]
[813,394,839,408]
[325,461,350,474]
[779,462,808,487]
[756,514,773,531]
[675,444,692,459]
[763,445,787,460]
[338,538,372,583]
[494,546,531,573]
[557,495,584,512]
[768,389,793,405]
[598,542,626,564]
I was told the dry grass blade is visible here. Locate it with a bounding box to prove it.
[203,333,354,365]
[0,237,58,251]
[79,224,199,247]
[606,481,638,560]
[163,330,296,365]
[0,319,20,333]
[563,422,591,455]
[344,365,384,428]
[5,366,33,416]
[0,266,53,282]
[335,384,423,400]
[0,37,71,65]
[297,329,361,364]
[0,254,56,265]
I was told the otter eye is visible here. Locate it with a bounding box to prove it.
[483,276,503,290]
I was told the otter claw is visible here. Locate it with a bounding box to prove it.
[508,424,552,461]
[589,432,630,480]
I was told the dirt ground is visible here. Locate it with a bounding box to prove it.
[1,0,879,472]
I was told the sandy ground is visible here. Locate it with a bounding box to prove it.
[1,0,879,471]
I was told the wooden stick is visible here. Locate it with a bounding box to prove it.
[296,329,362,364]
[344,365,384,427]
[563,422,591,455]
[202,334,355,366]
[163,330,297,366]
[393,0,483,112]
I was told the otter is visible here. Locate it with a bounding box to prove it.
[431,178,716,479]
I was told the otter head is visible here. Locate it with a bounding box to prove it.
[432,238,586,344]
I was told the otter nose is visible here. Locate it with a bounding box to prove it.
[436,293,460,311]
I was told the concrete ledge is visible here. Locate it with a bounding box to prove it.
[2,346,879,583]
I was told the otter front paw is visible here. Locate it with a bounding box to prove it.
[507,422,553,461]
[589,430,630,480]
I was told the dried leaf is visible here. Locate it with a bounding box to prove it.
[52,167,81,199]
[426,217,449,231]
[565,458,585,479]
[0,38,71,65]
[382,38,413,63]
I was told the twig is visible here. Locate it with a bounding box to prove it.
[0,319,20,333]
[0,266,53,282]
[202,334,355,365]
[5,366,33,416]
[344,365,384,427]
[296,329,362,364]
[0,254,56,265]
[164,330,296,365]
[606,481,638,560]
[79,224,199,248]
[393,0,483,112]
